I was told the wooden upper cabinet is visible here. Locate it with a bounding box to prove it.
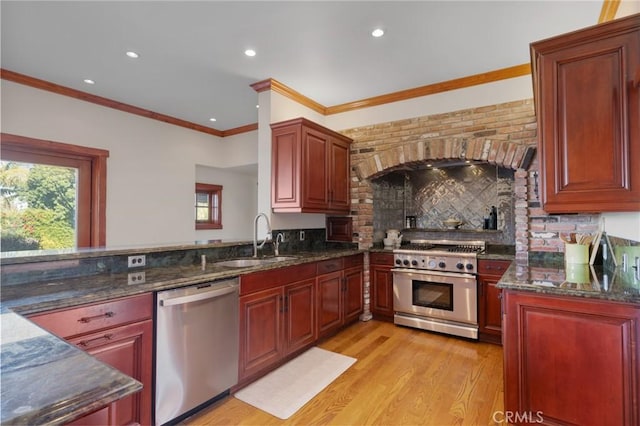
[271,118,352,214]
[531,14,640,213]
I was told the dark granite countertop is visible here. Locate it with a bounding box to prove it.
[0,248,363,424]
[497,258,640,304]
[478,244,515,261]
[1,312,142,425]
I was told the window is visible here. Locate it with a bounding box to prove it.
[0,133,109,251]
[195,183,222,229]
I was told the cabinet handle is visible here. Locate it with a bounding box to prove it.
[485,265,504,271]
[78,311,115,323]
[279,296,283,313]
[284,296,288,313]
[78,333,113,347]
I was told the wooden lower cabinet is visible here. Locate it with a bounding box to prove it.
[477,259,510,345]
[68,320,153,426]
[238,263,317,383]
[503,290,640,425]
[238,286,283,381]
[369,252,394,321]
[28,293,153,426]
[316,270,343,336]
[316,254,363,339]
[239,255,364,384]
[238,278,317,382]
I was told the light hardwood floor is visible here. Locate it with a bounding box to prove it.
[184,320,504,426]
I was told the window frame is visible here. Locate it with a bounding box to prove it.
[195,183,223,230]
[0,133,109,248]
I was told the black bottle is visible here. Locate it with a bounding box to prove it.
[488,206,497,230]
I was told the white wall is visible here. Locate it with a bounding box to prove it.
[1,81,259,248]
[326,75,534,130]
[195,165,257,241]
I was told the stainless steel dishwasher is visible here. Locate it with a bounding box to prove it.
[155,278,239,426]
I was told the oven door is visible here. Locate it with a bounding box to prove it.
[392,268,477,326]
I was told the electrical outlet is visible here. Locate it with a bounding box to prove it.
[128,255,146,268]
[299,230,305,241]
[127,271,146,285]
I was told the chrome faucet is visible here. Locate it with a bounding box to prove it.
[274,233,285,256]
[253,213,272,257]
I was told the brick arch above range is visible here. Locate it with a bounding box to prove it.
[352,138,536,181]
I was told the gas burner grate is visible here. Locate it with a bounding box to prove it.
[448,245,485,253]
[399,243,435,251]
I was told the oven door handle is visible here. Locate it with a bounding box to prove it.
[391,268,476,280]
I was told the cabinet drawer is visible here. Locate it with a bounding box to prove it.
[370,252,394,266]
[316,258,344,275]
[240,263,316,295]
[29,293,153,339]
[343,254,363,269]
[478,260,511,276]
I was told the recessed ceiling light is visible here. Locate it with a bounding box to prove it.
[256,104,259,108]
[126,51,139,58]
[83,79,95,85]
[371,28,384,38]
[244,49,256,57]
[209,118,217,122]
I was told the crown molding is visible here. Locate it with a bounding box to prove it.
[221,122,258,137]
[4,62,533,139]
[251,78,326,114]
[598,0,621,23]
[1,69,224,137]
[325,63,532,115]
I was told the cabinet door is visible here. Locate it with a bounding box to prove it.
[477,260,510,344]
[343,266,363,324]
[478,276,503,344]
[316,271,343,337]
[370,264,394,320]
[67,320,153,426]
[503,291,639,425]
[302,126,330,210]
[284,278,316,356]
[271,124,301,208]
[532,16,640,212]
[328,137,351,212]
[239,287,284,381]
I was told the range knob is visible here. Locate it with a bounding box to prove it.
[456,262,464,270]
[466,263,474,271]
[395,259,402,266]
[411,260,418,266]
[427,260,437,269]
[438,261,446,268]
[403,259,410,266]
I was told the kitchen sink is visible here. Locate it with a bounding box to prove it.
[215,256,297,268]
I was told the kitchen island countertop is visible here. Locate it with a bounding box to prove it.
[497,258,639,304]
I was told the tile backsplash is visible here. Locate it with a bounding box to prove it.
[372,163,515,244]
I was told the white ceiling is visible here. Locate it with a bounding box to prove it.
[1,1,604,132]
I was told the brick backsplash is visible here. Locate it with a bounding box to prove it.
[339,97,615,260]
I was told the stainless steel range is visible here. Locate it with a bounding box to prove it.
[392,239,485,339]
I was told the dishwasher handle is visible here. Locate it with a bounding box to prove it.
[159,283,238,307]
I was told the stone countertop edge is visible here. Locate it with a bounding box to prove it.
[0,312,142,425]
[0,248,364,425]
[496,261,639,304]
